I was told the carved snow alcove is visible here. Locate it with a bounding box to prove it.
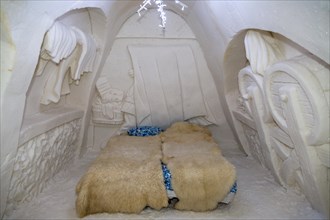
[225,29,329,216]
[88,9,224,149]
[6,8,105,215]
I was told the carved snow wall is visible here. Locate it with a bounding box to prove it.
[5,119,81,215]
[232,30,329,216]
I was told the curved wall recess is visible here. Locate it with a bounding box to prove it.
[87,9,226,150]
[224,29,330,216]
[25,7,105,116]
[4,7,107,216]
[22,7,107,152]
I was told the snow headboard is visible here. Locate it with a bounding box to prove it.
[123,44,218,129]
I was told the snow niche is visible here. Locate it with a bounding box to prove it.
[5,7,106,216]
[87,8,225,150]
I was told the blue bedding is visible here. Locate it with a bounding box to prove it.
[127,126,163,136]
[161,162,173,191]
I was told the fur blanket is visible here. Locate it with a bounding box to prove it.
[75,135,168,217]
[75,122,236,217]
[161,122,236,211]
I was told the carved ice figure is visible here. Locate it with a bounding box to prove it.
[92,77,124,124]
[36,21,97,105]
[244,30,284,75]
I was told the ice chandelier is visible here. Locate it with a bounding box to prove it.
[137,0,188,29]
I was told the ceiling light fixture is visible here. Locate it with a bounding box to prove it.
[137,0,188,29]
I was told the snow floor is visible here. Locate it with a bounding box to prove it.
[5,128,326,220]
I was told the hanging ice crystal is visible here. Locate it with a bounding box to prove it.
[137,0,188,29]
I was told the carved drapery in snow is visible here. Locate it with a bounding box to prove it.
[35,21,98,105]
[244,30,284,75]
[233,30,329,216]
[128,44,218,129]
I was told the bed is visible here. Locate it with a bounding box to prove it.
[75,122,236,217]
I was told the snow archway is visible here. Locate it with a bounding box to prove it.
[87,9,225,149]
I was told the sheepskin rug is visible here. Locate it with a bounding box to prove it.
[161,122,237,211]
[75,122,236,217]
[75,135,168,217]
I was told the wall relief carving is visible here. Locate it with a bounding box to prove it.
[233,30,329,216]
[92,77,124,125]
[35,21,98,105]
[6,119,81,215]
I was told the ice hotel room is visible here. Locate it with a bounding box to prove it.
[1,1,329,219]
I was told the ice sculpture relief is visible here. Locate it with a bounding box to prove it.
[6,119,81,215]
[233,30,329,216]
[92,77,124,124]
[244,30,284,75]
[237,66,280,183]
[35,21,97,105]
[241,123,266,167]
[270,136,303,187]
[264,55,329,215]
[236,95,248,115]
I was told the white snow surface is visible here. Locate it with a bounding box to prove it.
[5,127,326,220]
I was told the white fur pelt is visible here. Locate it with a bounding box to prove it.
[161,122,236,211]
[75,135,168,217]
